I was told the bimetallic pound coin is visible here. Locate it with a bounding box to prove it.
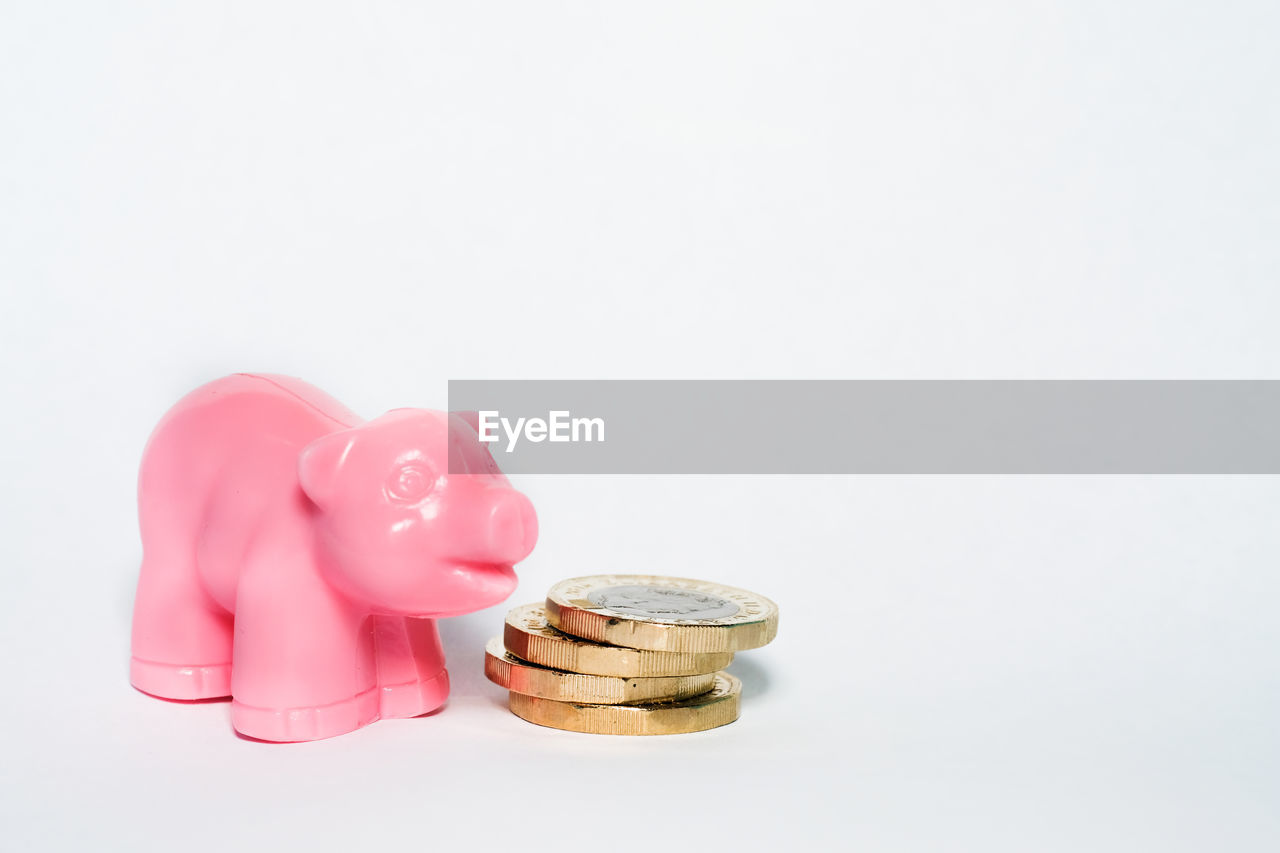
[484,637,716,704]
[508,672,742,735]
[545,575,779,653]
[503,603,734,677]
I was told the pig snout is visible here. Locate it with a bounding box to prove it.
[481,489,538,565]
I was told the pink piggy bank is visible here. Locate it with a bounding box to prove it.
[130,373,537,741]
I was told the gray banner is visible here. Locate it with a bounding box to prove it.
[447,380,1280,474]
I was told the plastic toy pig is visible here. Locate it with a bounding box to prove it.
[130,374,537,741]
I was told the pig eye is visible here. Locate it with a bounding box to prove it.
[386,464,435,502]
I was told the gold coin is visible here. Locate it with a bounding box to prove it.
[545,575,779,653]
[508,672,741,735]
[484,637,716,704]
[503,603,734,677]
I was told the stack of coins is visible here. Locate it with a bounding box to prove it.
[484,574,778,735]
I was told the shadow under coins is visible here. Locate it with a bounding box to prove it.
[726,654,772,702]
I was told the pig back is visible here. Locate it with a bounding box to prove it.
[138,375,364,599]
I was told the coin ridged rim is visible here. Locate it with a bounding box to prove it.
[484,638,716,704]
[503,603,734,676]
[544,575,779,653]
[507,672,741,735]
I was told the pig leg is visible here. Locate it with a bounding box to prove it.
[130,541,233,701]
[228,556,378,742]
[373,616,450,719]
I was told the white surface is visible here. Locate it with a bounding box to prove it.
[2,3,1278,851]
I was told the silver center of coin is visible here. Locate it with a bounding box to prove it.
[587,585,740,621]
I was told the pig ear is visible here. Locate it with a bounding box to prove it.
[450,411,481,434]
[298,430,357,509]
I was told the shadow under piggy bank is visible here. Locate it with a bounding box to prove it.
[437,612,500,700]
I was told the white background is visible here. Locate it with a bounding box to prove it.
[2,3,1278,851]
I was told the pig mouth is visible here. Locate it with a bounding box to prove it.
[425,560,518,618]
